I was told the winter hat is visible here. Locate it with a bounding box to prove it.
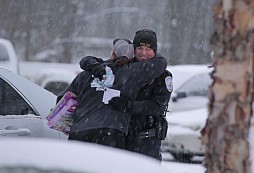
[133,29,157,53]
[113,39,134,60]
[113,38,132,45]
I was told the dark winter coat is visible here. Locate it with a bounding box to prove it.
[128,70,172,131]
[57,55,167,134]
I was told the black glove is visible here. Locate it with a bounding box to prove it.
[91,64,106,80]
[108,96,129,112]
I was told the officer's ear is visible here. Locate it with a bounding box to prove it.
[109,49,116,59]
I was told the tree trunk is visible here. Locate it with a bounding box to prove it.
[201,0,254,173]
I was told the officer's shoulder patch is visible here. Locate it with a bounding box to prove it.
[165,76,173,92]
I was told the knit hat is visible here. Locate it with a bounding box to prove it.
[133,29,157,53]
[113,39,134,60]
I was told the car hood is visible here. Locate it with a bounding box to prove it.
[0,68,56,117]
[166,108,208,131]
[0,138,168,173]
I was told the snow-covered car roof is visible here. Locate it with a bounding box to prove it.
[0,138,168,173]
[0,68,56,117]
[167,64,212,91]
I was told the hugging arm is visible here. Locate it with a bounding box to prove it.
[79,56,105,72]
[109,71,173,115]
[79,54,168,82]
[128,93,171,116]
[79,56,106,80]
[124,54,167,86]
[109,93,171,116]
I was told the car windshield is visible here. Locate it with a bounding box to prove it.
[177,73,212,97]
[168,65,212,92]
[0,44,9,61]
[170,70,192,90]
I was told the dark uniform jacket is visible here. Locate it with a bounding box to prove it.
[128,70,172,132]
[57,54,167,134]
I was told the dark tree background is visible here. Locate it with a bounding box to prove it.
[0,0,215,64]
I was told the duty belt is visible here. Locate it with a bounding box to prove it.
[139,128,157,138]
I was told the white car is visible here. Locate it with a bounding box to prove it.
[0,138,168,173]
[161,65,212,162]
[32,69,77,95]
[0,68,67,139]
[0,38,18,73]
[167,65,212,112]
[162,108,208,162]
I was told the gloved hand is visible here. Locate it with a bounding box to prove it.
[108,96,129,112]
[91,64,106,80]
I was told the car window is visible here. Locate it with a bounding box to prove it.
[0,78,36,115]
[177,73,212,97]
[0,44,9,61]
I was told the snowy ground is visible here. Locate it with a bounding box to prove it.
[162,161,205,173]
[161,116,254,173]
[161,152,205,173]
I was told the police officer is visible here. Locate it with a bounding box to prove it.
[108,29,172,160]
[110,72,172,160]
[58,38,167,149]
